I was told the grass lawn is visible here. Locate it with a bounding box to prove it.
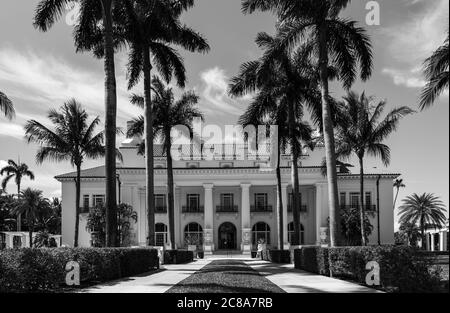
[166,260,285,293]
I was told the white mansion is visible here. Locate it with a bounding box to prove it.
[56,130,398,253]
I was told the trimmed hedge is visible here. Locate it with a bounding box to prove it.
[0,247,159,292]
[261,250,291,264]
[294,246,443,293]
[163,250,194,264]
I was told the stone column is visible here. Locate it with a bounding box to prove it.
[281,183,289,249]
[440,231,447,252]
[430,233,435,251]
[138,187,147,246]
[241,183,252,254]
[203,184,214,254]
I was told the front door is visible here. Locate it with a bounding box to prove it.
[218,222,237,250]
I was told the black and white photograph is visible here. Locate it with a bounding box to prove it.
[0,0,448,303]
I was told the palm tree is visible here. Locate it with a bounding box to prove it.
[127,77,203,249]
[242,0,373,247]
[229,33,323,246]
[118,0,209,246]
[34,0,120,247]
[11,189,50,247]
[399,193,447,250]
[24,99,117,247]
[334,91,413,245]
[420,32,449,110]
[393,178,405,210]
[0,91,15,120]
[1,160,35,231]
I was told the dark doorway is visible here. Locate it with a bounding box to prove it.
[218,222,237,250]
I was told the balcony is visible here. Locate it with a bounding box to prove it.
[340,205,377,212]
[216,205,239,213]
[251,205,273,213]
[182,206,204,213]
[287,205,308,213]
[155,206,167,214]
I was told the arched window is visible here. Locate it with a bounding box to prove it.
[288,222,305,245]
[155,223,168,247]
[184,223,203,248]
[252,222,271,247]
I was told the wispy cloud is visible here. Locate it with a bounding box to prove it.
[199,67,247,116]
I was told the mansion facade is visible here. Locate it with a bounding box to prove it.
[56,133,398,253]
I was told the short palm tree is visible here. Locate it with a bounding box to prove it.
[230,33,323,246]
[128,77,203,249]
[34,0,121,247]
[1,160,35,231]
[118,0,209,246]
[420,32,449,110]
[335,91,413,245]
[399,193,447,250]
[11,188,50,247]
[0,91,15,120]
[242,0,373,247]
[24,99,117,247]
[393,178,405,210]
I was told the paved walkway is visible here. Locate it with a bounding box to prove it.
[82,255,379,293]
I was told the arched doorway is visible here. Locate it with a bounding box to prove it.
[218,222,237,250]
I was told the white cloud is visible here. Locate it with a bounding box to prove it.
[381,68,426,88]
[199,67,246,116]
[0,121,25,140]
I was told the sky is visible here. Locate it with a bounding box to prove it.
[0,0,448,227]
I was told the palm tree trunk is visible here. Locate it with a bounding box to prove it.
[29,218,33,248]
[101,0,118,247]
[393,188,399,210]
[166,133,175,249]
[420,214,426,250]
[359,156,366,246]
[74,165,81,248]
[143,47,155,246]
[319,24,340,247]
[276,132,284,250]
[288,101,301,246]
[17,182,21,231]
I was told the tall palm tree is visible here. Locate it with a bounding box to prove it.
[24,99,117,247]
[399,193,447,250]
[393,178,405,210]
[242,0,373,247]
[1,160,35,231]
[0,91,15,120]
[11,189,50,247]
[118,0,209,246]
[334,91,413,245]
[127,77,203,249]
[34,0,120,247]
[420,32,449,110]
[229,33,323,246]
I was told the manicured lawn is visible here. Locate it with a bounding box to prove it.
[166,260,285,293]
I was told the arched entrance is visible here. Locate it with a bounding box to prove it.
[218,222,237,250]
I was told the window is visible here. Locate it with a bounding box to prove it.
[365,192,372,206]
[93,195,105,207]
[82,195,90,213]
[220,194,234,208]
[350,193,360,208]
[340,192,346,206]
[255,193,268,209]
[187,194,200,210]
[288,193,302,208]
[154,194,167,213]
[288,222,305,245]
[252,222,271,247]
[184,223,203,248]
[155,223,168,247]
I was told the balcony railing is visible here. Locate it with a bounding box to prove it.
[251,205,273,213]
[155,206,167,214]
[216,205,239,213]
[340,205,377,212]
[182,206,204,213]
[287,205,308,213]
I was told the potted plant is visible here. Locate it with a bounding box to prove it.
[185,234,199,253]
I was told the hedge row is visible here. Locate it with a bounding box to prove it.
[163,250,194,264]
[0,247,159,292]
[294,245,443,293]
[261,250,291,264]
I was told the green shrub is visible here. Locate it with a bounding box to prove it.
[164,250,194,264]
[0,247,158,292]
[294,245,443,293]
[261,250,291,263]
